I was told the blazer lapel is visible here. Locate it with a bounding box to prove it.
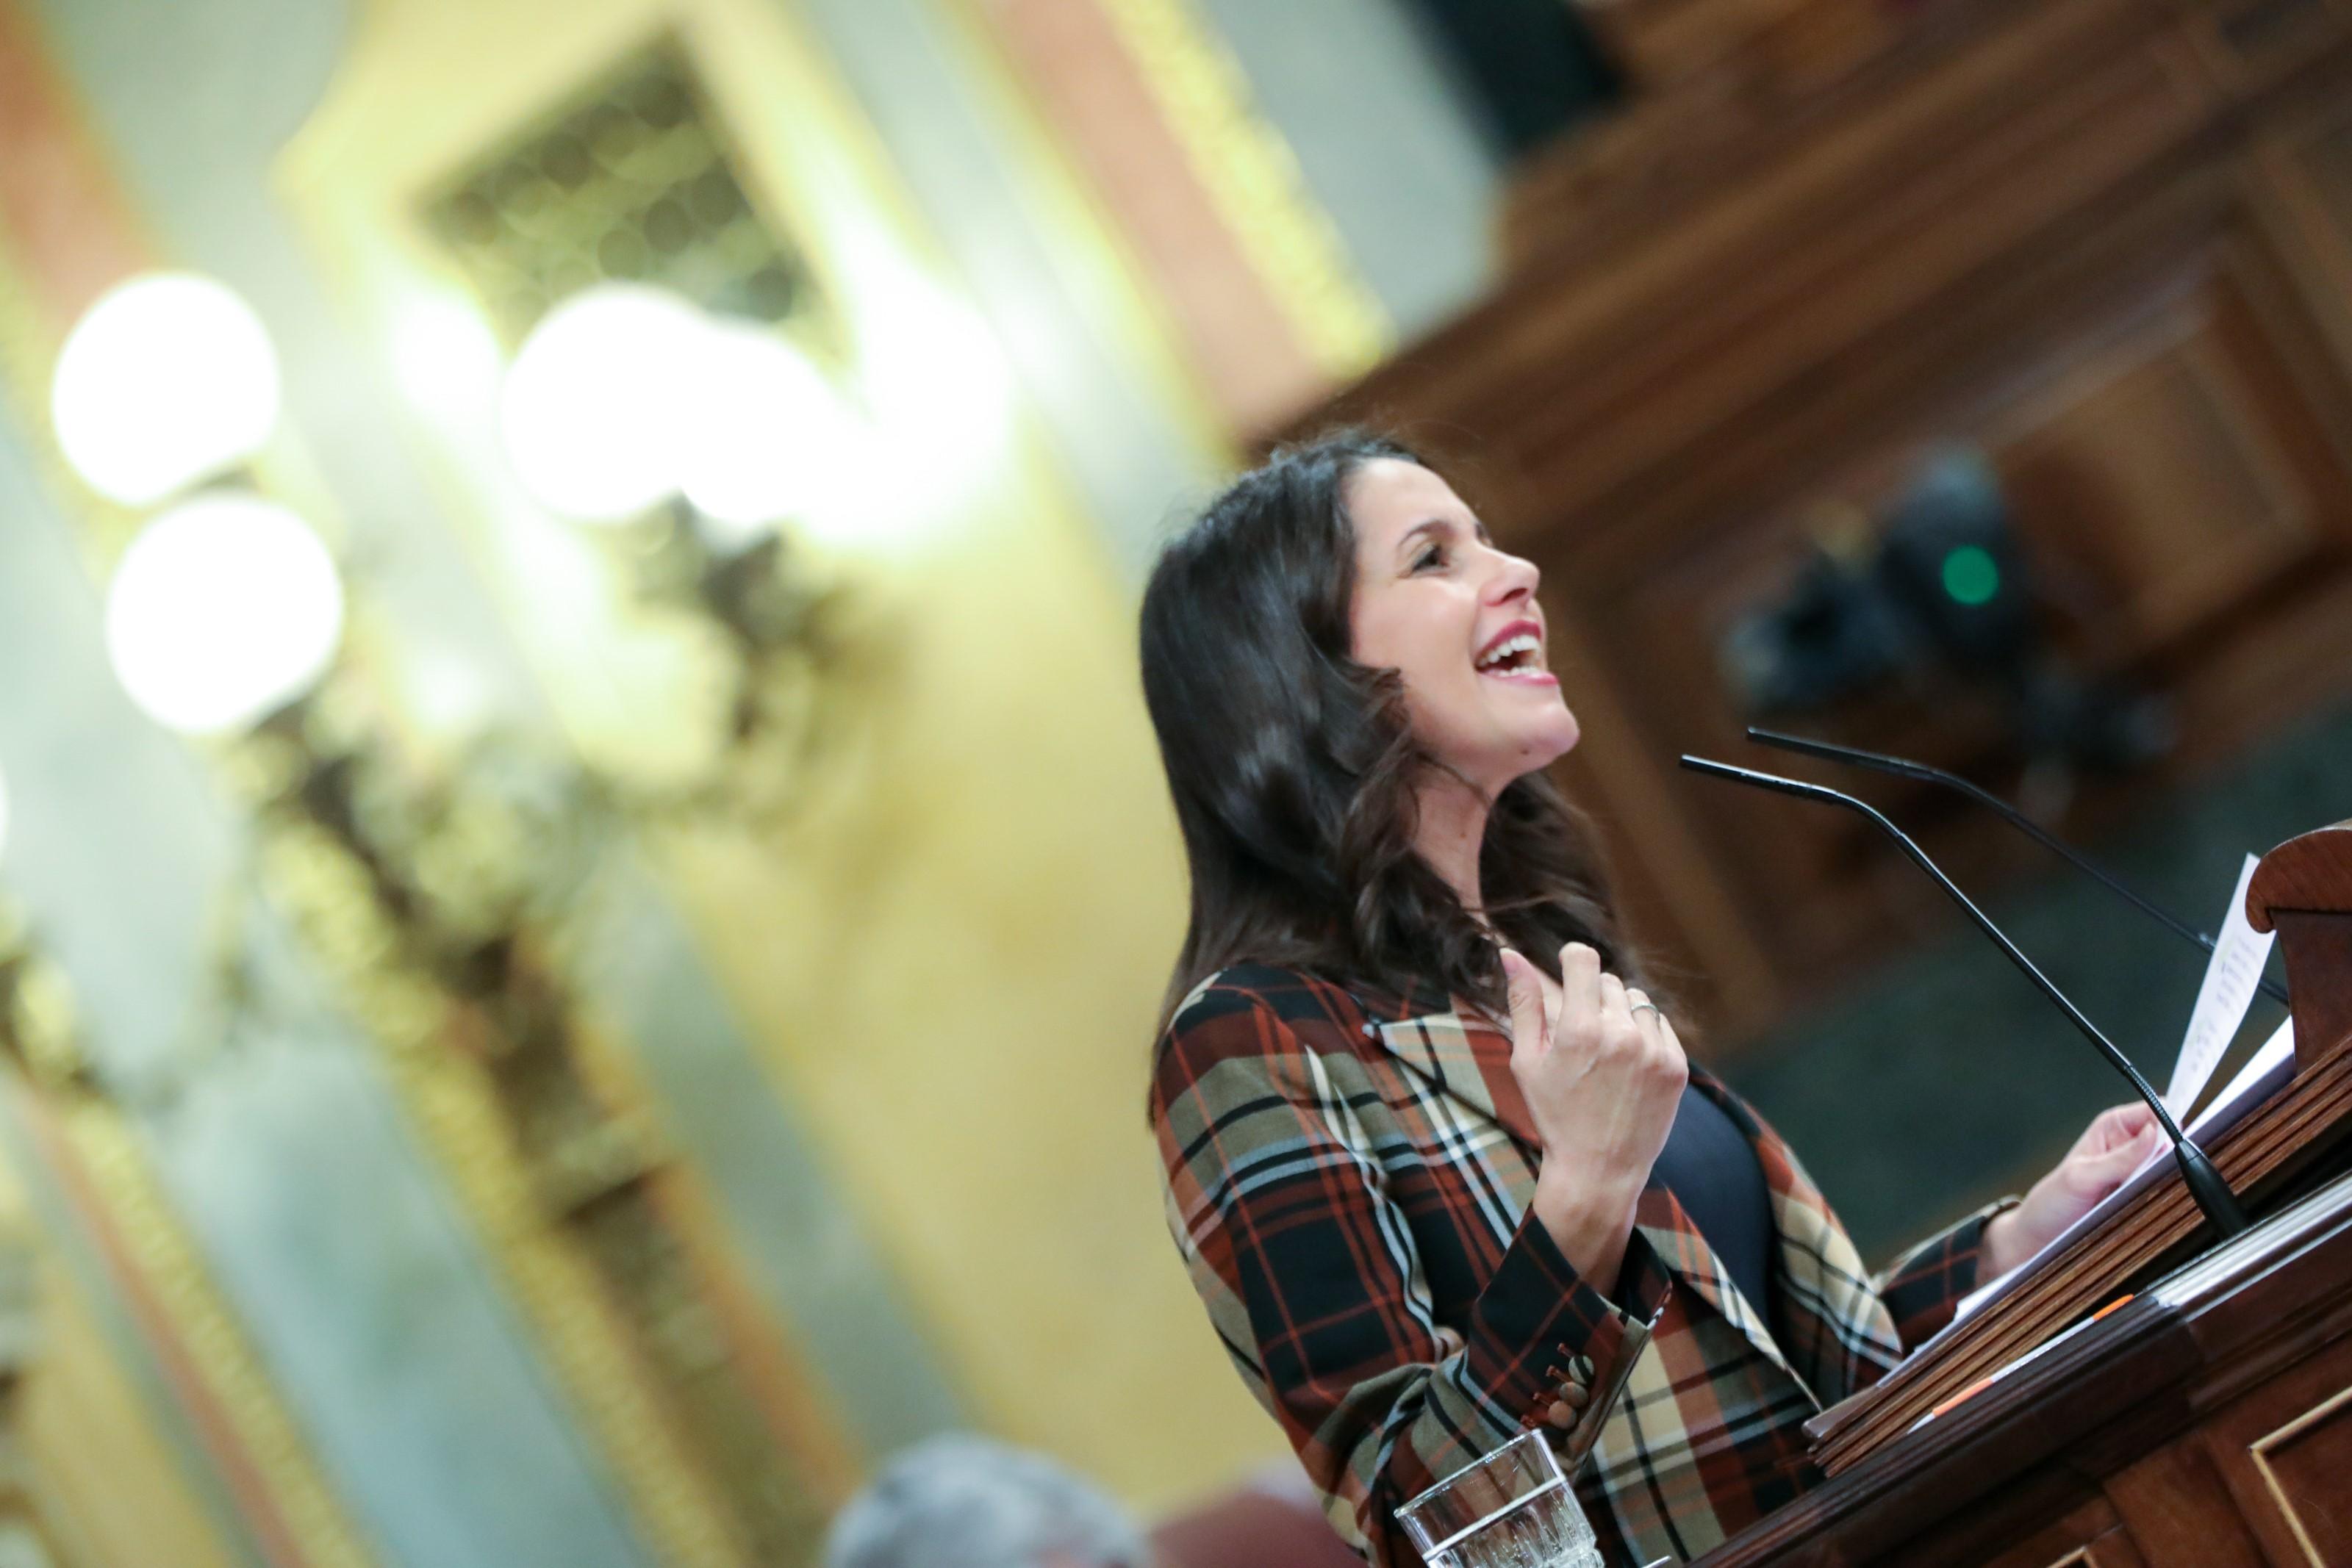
[1631,1182,1801,1387]
[1694,1072,1904,1400]
[1366,997,1543,1152]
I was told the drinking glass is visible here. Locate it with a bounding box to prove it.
[1395,1429,1605,1568]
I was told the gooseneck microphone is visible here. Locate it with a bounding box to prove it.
[1745,726,2288,1007]
[1679,754,2250,1240]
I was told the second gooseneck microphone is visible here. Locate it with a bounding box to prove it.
[1679,754,2250,1240]
[1745,726,2287,1007]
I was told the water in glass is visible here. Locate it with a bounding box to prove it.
[1396,1431,1605,1568]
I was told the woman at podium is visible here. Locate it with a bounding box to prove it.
[1140,432,2162,1566]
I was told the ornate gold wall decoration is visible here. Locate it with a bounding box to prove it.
[232,697,847,1564]
[423,42,828,350]
[240,797,768,1568]
[1089,0,1394,378]
[0,910,380,1568]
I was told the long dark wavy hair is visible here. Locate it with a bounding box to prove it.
[1139,430,1653,1033]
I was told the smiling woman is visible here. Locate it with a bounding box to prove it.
[1136,433,1641,1035]
[1135,431,2162,1567]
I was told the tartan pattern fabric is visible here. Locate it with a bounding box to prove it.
[1150,963,2004,1567]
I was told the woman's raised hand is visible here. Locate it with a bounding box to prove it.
[1500,942,1688,1290]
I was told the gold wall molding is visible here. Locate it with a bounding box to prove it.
[31,1097,377,1568]
[1089,0,1394,380]
[0,918,379,1568]
[248,802,838,1566]
[257,821,755,1568]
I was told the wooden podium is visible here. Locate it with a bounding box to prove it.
[1695,824,2352,1567]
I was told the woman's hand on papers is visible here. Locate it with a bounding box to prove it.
[1982,1103,2167,1276]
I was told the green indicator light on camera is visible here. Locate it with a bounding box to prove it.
[1940,545,2001,606]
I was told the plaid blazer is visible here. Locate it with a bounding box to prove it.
[1150,963,2002,1567]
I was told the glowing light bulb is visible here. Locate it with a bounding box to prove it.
[392,292,504,415]
[858,273,1011,489]
[500,284,706,522]
[51,273,282,506]
[105,493,345,735]
[677,320,857,544]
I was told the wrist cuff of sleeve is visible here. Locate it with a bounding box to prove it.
[1474,1215,1671,1436]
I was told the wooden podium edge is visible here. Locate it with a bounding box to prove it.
[1807,819,2352,1465]
[2247,818,2352,1076]
[1813,1039,2352,1464]
[1698,1166,2352,1566]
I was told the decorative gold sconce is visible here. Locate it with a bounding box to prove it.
[25,40,897,1561]
[45,243,850,1561]
[0,908,69,1568]
[420,38,870,823]
[0,905,83,1101]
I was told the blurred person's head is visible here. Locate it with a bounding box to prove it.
[822,1434,1150,1568]
[1138,431,1643,1023]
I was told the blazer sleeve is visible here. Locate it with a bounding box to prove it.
[1872,1198,2018,1351]
[1151,982,1671,1565]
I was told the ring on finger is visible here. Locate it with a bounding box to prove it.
[1629,1001,1663,1020]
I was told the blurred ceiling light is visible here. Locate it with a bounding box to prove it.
[854,266,1014,528]
[105,492,345,736]
[51,273,282,506]
[501,284,704,523]
[676,320,856,546]
[392,292,505,415]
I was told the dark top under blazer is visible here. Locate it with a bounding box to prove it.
[1652,1082,1778,1327]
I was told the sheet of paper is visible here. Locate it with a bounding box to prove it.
[2163,854,2276,1118]
[1948,1016,2296,1327]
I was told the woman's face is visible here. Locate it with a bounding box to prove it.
[1346,457,1578,796]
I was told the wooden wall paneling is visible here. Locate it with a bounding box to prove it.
[2194,1334,2352,1567]
[2104,1439,2272,1568]
[1498,32,2208,532]
[1577,0,1801,91]
[1979,1497,2149,1568]
[1507,0,2173,274]
[1554,470,2026,981]
[2067,184,2352,772]
[2255,101,2352,375]
[1533,155,2250,605]
[1486,145,2246,1015]
[2079,1530,2156,1568]
[1521,234,2178,986]
[1552,170,2352,1008]
[2243,1387,2352,1567]
[1366,0,2146,434]
[2175,0,2350,95]
[2300,109,2352,250]
[1986,229,2351,672]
